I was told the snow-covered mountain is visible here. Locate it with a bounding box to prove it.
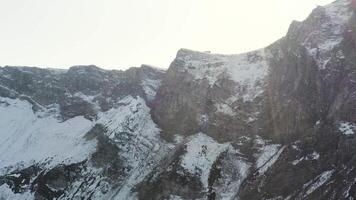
[1,0,356,199]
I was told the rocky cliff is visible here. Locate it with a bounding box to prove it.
[0,0,356,199]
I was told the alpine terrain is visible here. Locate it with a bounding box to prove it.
[0,0,356,199]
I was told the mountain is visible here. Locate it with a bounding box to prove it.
[0,0,355,199]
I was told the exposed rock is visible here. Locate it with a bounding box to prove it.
[0,0,356,199]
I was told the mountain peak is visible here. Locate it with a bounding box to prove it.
[284,0,354,69]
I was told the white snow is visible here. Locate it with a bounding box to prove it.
[176,48,268,102]
[10,173,22,178]
[0,184,33,200]
[141,78,161,101]
[47,68,68,75]
[97,96,161,168]
[72,92,98,102]
[0,97,97,173]
[303,170,334,197]
[215,103,235,116]
[310,151,320,160]
[108,141,171,200]
[108,143,171,200]
[180,133,230,188]
[174,134,185,144]
[216,156,251,200]
[197,113,209,126]
[315,120,321,126]
[256,143,279,169]
[292,151,320,165]
[169,195,185,200]
[343,177,356,199]
[100,96,170,200]
[258,146,285,174]
[254,136,285,174]
[339,122,356,135]
[64,92,101,111]
[63,167,110,200]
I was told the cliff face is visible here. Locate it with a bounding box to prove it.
[238,1,356,199]
[1,0,356,199]
[265,0,356,139]
[152,48,268,142]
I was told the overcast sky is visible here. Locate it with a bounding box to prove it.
[0,0,335,70]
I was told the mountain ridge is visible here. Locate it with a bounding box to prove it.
[0,0,356,199]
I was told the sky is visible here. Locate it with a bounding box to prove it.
[0,0,335,70]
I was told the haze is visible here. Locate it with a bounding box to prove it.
[0,0,334,70]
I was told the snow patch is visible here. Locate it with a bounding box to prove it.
[292,151,320,165]
[0,184,33,200]
[339,122,356,135]
[141,78,161,101]
[63,167,110,200]
[73,92,98,102]
[176,48,268,102]
[100,96,171,200]
[98,96,161,168]
[254,136,284,174]
[303,170,334,197]
[169,195,185,200]
[47,68,68,75]
[216,156,251,200]
[180,133,230,188]
[0,97,96,172]
[215,103,235,116]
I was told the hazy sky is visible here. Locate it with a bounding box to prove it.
[0,0,335,70]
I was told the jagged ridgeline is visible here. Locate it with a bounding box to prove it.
[0,0,356,199]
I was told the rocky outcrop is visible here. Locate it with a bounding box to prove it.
[0,64,165,120]
[152,48,268,142]
[238,0,356,199]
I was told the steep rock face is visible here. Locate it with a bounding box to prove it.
[152,48,268,142]
[149,0,356,199]
[239,0,356,199]
[264,0,356,139]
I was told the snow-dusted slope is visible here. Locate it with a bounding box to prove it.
[1,0,356,199]
[290,0,353,69]
[0,94,170,200]
[254,139,285,175]
[175,48,268,101]
[98,96,162,167]
[180,133,230,188]
[0,97,96,172]
[0,184,33,200]
[141,78,161,102]
[99,96,171,200]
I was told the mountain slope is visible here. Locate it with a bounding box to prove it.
[0,0,356,199]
